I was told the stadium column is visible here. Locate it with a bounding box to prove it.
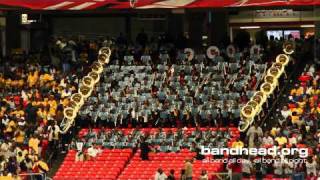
[5,11,21,55]
[186,11,206,48]
[315,7,320,39]
[208,10,229,46]
[167,12,184,43]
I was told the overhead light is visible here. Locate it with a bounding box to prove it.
[240,26,261,29]
[300,24,315,28]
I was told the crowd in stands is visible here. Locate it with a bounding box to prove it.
[0,36,99,178]
[225,63,320,179]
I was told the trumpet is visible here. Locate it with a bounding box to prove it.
[92,61,104,74]
[283,41,295,55]
[78,84,93,99]
[82,76,94,88]
[276,54,289,66]
[88,71,100,84]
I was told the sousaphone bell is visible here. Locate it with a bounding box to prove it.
[276,54,290,66]
[92,61,104,74]
[70,93,84,108]
[88,71,100,84]
[78,84,93,99]
[260,82,275,97]
[82,76,94,88]
[283,41,295,55]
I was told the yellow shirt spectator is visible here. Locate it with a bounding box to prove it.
[232,140,244,149]
[275,136,287,146]
[28,137,40,155]
[0,176,13,180]
[5,120,16,133]
[291,107,303,115]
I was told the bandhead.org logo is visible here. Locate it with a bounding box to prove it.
[200,146,309,158]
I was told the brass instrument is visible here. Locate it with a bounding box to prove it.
[63,107,77,120]
[264,75,278,87]
[82,76,94,88]
[240,105,255,121]
[260,82,275,96]
[78,84,93,99]
[88,71,100,84]
[70,93,84,108]
[283,41,295,55]
[276,54,289,66]
[98,54,109,65]
[238,120,250,132]
[60,46,112,134]
[267,66,282,79]
[239,105,255,132]
[60,117,74,134]
[251,91,266,106]
[92,61,104,74]
[99,47,111,57]
[272,62,285,75]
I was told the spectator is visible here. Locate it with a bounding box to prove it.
[167,169,175,180]
[140,139,150,160]
[199,170,208,180]
[184,159,193,180]
[180,169,186,180]
[154,168,167,180]
[242,156,253,178]
[87,144,101,160]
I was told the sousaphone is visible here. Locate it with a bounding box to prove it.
[92,61,104,74]
[60,116,75,134]
[238,120,250,132]
[63,107,77,120]
[260,82,275,96]
[78,84,93,99]
[207,46,220,60]
[250,45,260,57]
[283,41,295,55]
[184,48,195,61]
[226,45,235,58]
[88,71,100,84]
[267,66,282,79]
[240,105,256,122]
[264,75,278,87]
[82,76,94,88]
[98,54,110,65]
[247,100,261,119]
[251,91,266,106]
[70,93,84,108]
[272,62,285,75]
[99,47,111,57]
[276,54,290,66]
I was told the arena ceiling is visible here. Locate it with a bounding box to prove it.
[0,0,319,10]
